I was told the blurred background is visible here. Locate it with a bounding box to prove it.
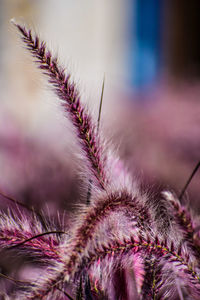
[0,0,200,214]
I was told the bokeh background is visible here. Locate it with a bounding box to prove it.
[0,0,200,215]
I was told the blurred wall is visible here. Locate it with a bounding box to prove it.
[165,0,200,81]
[127,0,163,89]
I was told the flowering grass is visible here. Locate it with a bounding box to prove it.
[0,22,199,299]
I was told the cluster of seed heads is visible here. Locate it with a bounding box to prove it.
[0,21,199,299]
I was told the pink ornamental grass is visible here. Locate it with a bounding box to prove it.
[0,21,199,299]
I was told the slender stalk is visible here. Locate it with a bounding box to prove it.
[179,161,200,201]
[97,75,105,131]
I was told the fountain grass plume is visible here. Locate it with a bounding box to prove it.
[0,21,199,299]
[11,20,108,191]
